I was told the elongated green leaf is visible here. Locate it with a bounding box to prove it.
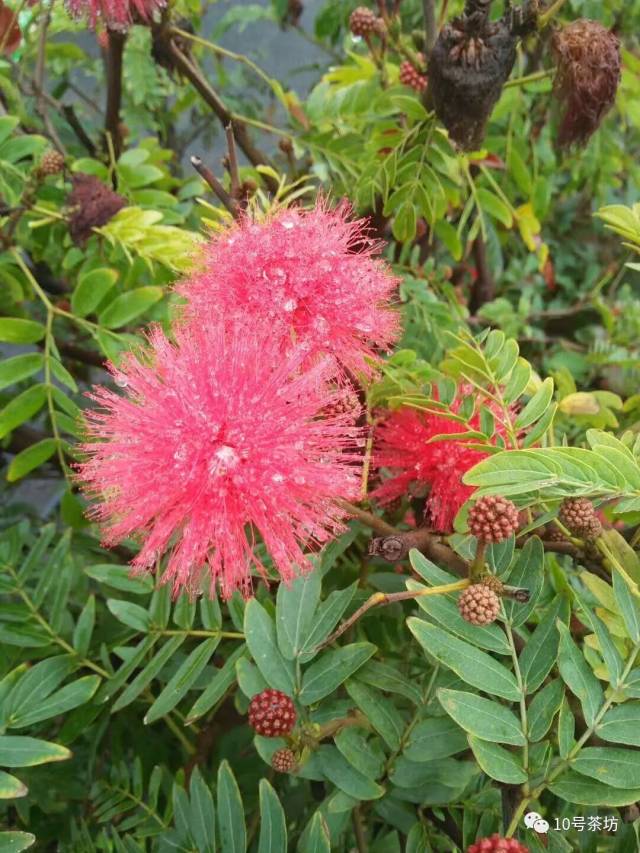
[476,188,513,228]
[99,286,163,328]
[345,680,403,750]
[0,385,47,439]
[258,779,287,853]
[527,679,564,742]
[0,318,44,344]
[145,636,219,724]
[299,643,376,705]
[186,644,246,723]
[73,595,95,657]
[276,570,321,660]
[11,676,100,728]
[575,596,623,686]
[404,717,467,761]
[0,354,43,391]
[0,736,71,767]
[437,688,525,745]
[408,619,520,701]
[558,695,575,758]
[468,735,526,783]
[318,746,384,800]
[557,622,603,727]
[0,771,27,799]
[299,584,357,663]
[189,767,216,853]
[613,569,640,643]
[335,727,384,779]
[244,599,295,694]
[107,599,150,633]
[217,760,246,853]
[572,747,640,789]
[86,564,154,595]
[519,595,568,692]
[71,268,118,317]
[5,656,74,720]
[549,770,640,806]
[112,634,184,712]
[7,439,57,481]
[0,831,35,852]
[597,704,640,746]
[503,536,544,626]
[514,378,554,430]
[299,812,331,853]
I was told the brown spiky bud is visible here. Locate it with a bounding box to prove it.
[543,523,567,543]
[558,498,602,540]
[349,6,377,37]
[481,574,504,596]
[399,60,428,92]
[39,150,65,176]
[458,583,500,626]
[272,747,297,773]
[66,173,126,246]
[468,496,519,543]
[552,19,621,148]
[248,689,296,737]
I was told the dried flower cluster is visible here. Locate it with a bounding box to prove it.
[552,19,621,148]
[67,173,126,245]
[79,202,398,597]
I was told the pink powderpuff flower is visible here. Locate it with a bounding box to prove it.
[176,200,400,377]
[77,317,364,598]
[373,390,510,532]
[66,0,164,30]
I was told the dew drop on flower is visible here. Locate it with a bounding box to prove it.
[114,374,129,388]
[209,444,240,477]
[281,220,295,230]
[283,298,297,313]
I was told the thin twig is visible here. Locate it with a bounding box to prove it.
[164,36,279,192]
[352,805,368,853]
[225,125,241,197]
[190,155,241,218]
[336,499,396,536]
[105,29,126,159]
[539,0,569,28]
[317,581,469,650]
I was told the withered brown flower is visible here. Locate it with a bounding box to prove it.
[67,173,126,245]
[552,19,621,148]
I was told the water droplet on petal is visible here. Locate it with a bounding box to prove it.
[283,298,297,313]
[114,374,129,388]
[281,220,295,230]
[209,445,240,477]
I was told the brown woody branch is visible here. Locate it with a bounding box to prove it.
[105,29,126,159]
[190,155,241,218]
[163,35,279,193]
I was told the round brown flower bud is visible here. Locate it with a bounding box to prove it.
[272,747,297,773]
[558,497,602,540]
[248,689,296,737]
[480,574,504,596]
[349,6,377,37]
[468,496,519,543]
[458,583,500,626]
[39,149,65,176]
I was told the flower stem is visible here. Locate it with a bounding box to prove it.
[504,68,555,89]
[539,0,569,29]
